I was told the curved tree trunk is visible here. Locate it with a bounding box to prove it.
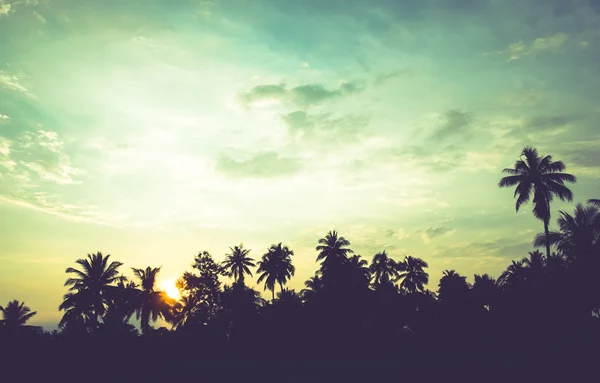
[544,220,551,259]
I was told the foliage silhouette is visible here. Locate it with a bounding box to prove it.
[59,252,123,331]
[396,256,429,293]
[0,300,39,335]
[499,146,576,258]
[256,243,295,300]
[131,266,173,335]
[222,244,255,286]
[369,250,398,286]
[5,153,600,381]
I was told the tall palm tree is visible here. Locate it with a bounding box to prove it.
[499,146,576,258]
[131,266,173,335]
[256,243,295,300]
[369,250,398,286]
[222,244,255,286]
[0,300,37,332]
[316,230,353,266]
[396,256,429,294]
[60,252,123,329]
[534,203,600,260]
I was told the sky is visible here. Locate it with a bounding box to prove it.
[1,0,600,329]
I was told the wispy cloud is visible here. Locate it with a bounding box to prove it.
[240,81,365,108]
[216,151,302,178]
[489,33,569,61]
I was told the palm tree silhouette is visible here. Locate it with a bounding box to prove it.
[222,244,255,286]
[437,270,470,303]
[131,266,173,335]
[0,300,37,333]
[472,274,498,311]
[60,252,123,330]
[300,274,323,302]
[534,203,600,260]
[499,146,576,258]
[257,243,295,300]
[369,250,398,286]
[396,256,429,294]
[498,260,526,288]
[316,230,353,269]
[522,250,547,280]
[102,276,138,335]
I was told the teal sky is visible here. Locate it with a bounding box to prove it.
[1,0,599,328]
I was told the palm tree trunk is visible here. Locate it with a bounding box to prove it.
[544,220,551,259]
[272,288,275,301]
[279,281,284,294]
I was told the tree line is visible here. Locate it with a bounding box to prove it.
[1,146,599,381]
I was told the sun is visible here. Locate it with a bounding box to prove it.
[159,278,181,300]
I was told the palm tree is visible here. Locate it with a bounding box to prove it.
[60,252,123,330]
[437,270,470,303]
[316,230,353,264]
[499,146,576,258]
[257,243,295,300]
[369,250,398,286]
[522,250,547,280]
[472,274,498,311]
[300,274,323,302]
[131,266,173,335]
[396,256,429,294]
[222,244,255,286]
[534,203,600,260]
[0,300,37,332]
[589,199,600,207]
[498,260,526,288]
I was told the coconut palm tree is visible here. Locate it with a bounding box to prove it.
[222,244,255,286]
[522,250,547,281]
[256,243,295,300]
[369,250,398,286]
[498,260,526,288]
[60,252,123,330]
[300,274,323,302]
[131,266,173,335]
[316,230,353,265]
[437,270,470,303]
[396,256,429,294]
[499,146,576,258]
[0,300,37,332]
[534,203,600,260]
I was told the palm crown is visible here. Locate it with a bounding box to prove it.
[0,300,37,329]
[60,252,123,329]
[396,256,429,294]
[534,203,600,260]
[223,244,256,285]
[316,230,353,265]
[369,250,399,286]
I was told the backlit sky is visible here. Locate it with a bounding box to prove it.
[1,0,600,328]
